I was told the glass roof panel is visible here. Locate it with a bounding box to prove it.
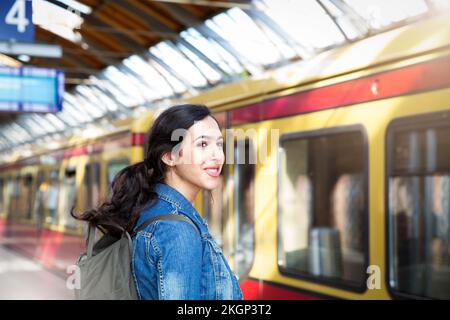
[53,110,78,126]
[64,93,97,120]
[97,71,138,107]
[207,8,283,68]
[180,28,244,75]
[123,55,175,98]
[19,116,44,135]
[116,67,159,102]
[176,43,222,83]
[149,60,189,94]
[249,19,300,61]
[320,0,367,40]
[88,86,120,112]
[76,86,109,113]
[103,66,146,106]
[45,113,66,130]
[205,16,262,75]
[63,101,89,123]
[260,0,347,49]
[343,0,429,29]
[75,94,104,118]
[150,42,208,88]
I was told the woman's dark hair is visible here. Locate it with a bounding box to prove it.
[72,104,216,236]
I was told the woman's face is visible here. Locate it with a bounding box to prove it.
[166,116,225,193]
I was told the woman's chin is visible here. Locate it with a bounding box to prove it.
[200,179,221,191]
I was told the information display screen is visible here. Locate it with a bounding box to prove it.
[0,66,64,113]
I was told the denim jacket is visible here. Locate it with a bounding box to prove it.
[131,182,243,300]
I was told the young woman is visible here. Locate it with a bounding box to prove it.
[74,104,243,300]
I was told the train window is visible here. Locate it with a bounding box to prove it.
[84,162,100,210]
[233,139,255,279]
[278,128,367,289]
[60,167,77,228]
[388,115,450,299]
[44,169,60,224]
[107,159,129,187]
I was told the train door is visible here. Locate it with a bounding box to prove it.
[201,120,228,250]
[224,137,256,280]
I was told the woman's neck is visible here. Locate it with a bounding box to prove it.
[163,172,200,205]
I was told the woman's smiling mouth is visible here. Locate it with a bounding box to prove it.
[204,166,221,177]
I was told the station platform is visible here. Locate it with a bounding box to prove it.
[0,245,73,300]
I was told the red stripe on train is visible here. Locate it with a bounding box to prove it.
[132,133,145,146]
[63,146,87,158]
[230,56,450,125]
[240,279,321,300]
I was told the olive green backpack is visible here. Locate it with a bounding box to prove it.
[74,214,199,300]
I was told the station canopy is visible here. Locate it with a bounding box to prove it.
[0,0,449,161]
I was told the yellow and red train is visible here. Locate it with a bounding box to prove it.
[1,13,450,299]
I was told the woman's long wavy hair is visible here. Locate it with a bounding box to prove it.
[72,104,214,237]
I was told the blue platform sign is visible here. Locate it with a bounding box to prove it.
[0,66,64,113]
[0,0,34,42]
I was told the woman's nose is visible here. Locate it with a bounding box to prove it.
[211,144,224,161]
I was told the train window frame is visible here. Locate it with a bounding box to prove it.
[277,124,370,293]
[385,110,450,300]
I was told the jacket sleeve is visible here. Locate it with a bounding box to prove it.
[151,220,202,300]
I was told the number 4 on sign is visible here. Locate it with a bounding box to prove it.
[6,0,29,33]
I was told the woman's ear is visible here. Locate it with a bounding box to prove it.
[161,152,175,167]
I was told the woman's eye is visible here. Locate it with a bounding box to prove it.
[198,141,208,148]
[217,142,224,148]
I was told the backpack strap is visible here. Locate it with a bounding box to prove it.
[86,221,129,258]
[130,214,200,238]
[86,223,96,258]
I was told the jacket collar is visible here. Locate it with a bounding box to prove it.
[154,182,208,234]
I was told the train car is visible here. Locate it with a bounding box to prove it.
[1,12,449,300]
[0,117,151,271]
[179,12,448,300]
